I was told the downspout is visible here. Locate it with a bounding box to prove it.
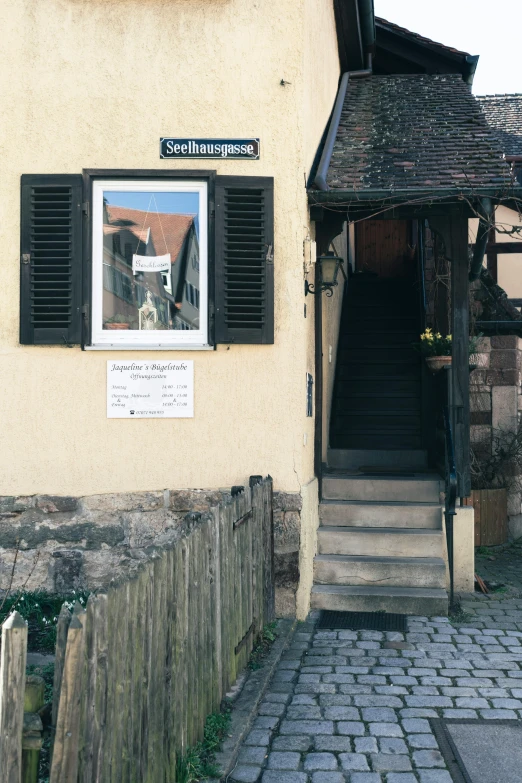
[469,197,494,282]
[314,66,372,191]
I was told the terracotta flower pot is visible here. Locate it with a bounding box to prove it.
[105,323,130,330]
[425,355,452,372]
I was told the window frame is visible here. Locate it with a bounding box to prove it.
[82,169,216,350]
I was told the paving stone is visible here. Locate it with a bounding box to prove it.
[280,720,334,735]
[354,737,378,753]
[303,753,338,771]
[310,774,344,783]
[287,707,323,720]
[491,698,522,709]
[391,676,418,686]
[267,752,301,770]
[265,692,292,704]
[340,685,373,695]
[245,730,271,746]
[253,716,279,730]
[369,723,404,737]
[337,721,365,736]
[400,709,438,719]
[238,747,269,765]
[405,696,452,708]
[407,733,439,749]
[261,773,308,783]
[291,695,318,705]
[302,666,333,674]
[374,686,409,696]
[401,718,431,733]
[350,774,382,783]
[479,708,518,718]
[323,706,359,720]
[442,709,478,718]
[295,684,337,695]
[338,753,370,771]
[361,707,398,723]
[272,736,312,752]
[412,687,441,696]
[413,750,446,768]
[371,753,412,772]
[454,697,489,708]
[323,674,355,684]
[378,737,408,754]
[354,696,403,708]
[314,736,352,752]
[231,765,262,782]
[387,776,418,783]
[417,771,453,783]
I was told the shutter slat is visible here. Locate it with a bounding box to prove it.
[215,177,273,344]
[20,175,82,345]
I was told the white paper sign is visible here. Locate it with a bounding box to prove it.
[132,253,171,273]
[107,360,194,418]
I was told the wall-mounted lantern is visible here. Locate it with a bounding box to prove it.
[305,253,344,297]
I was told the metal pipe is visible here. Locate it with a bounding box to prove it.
[469,197,493,282]
[358,0,376,53]
[314,69,372,192]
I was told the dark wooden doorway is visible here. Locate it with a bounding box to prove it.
[355,219,412,278]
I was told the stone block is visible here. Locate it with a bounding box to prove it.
[273,492,302,512]
[486,369,520,386]
[274,511,301,551]
[371,754,412,772]
[412,750,445,768]
[470,392,492,412]
[267,752,301,770]
[338,753,369,771]
[52,549,84,592]
[491,335,519,349]
[275,587,297,618]
[492,386,519,431]
[35,495,78,513]
[303,753,338,771]
[81,491,164,513]
[314,736,352,752]
[231,765,262,782]
[470,411,492,425]
[274,552,299,588]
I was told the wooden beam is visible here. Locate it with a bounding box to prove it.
[450,214,471,498]
[487,242,522,254]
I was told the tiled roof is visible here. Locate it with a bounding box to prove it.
[476,94,522,157]
[376,17,471,59]
[105,206,194,261]
[326,74,512,194]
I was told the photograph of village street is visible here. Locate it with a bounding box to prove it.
[1,1,522,781]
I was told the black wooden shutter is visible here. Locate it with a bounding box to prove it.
[215,176,274,344]
[20,174,82,345]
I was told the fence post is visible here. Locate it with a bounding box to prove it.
[22,676,45,783]
[50,614,86,783]
[0,611,28,783]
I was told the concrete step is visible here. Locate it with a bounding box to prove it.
[314,554,446,589]
[327,449,428,470]
[319,500,442,529]
[311,584,448,616]
[317,526,443,558]
[322,474,441,503]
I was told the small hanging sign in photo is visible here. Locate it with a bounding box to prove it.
[160,138,260,160]
[132,253,171,273]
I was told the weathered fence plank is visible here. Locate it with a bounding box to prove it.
[50,614,86,783]
[0,611,28,783]
[51,605,71,740]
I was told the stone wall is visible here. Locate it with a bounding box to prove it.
[0,489,229,594]
[273,491,302,618]
[0,487,303,616]
[470,335,522,540]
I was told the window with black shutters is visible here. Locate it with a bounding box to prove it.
[20,174,82,345]
[214,176,274,344]
[20,171,274,348]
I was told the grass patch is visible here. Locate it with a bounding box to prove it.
[175,701,232,783]
[476,546,492,556]
[248,621,279,671]
[0,590,89,653]
[449,604,473,626]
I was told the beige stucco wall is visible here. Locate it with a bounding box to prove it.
[0,0,341,499]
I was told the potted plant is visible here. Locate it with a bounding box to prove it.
[104,313,133,330]
[415,330,483,372]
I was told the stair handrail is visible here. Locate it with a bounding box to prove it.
[443,404,457,609]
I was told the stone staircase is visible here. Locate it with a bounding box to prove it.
[311,449,448,616]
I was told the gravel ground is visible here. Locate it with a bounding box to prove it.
[229,593,522,783]
[475,541,522,595]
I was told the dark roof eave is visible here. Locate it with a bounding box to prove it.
[308,185,522,205]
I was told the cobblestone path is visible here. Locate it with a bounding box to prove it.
[230,595,522,783]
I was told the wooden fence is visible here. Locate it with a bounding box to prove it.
[47,476,275,782]
[464,488,508,546]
